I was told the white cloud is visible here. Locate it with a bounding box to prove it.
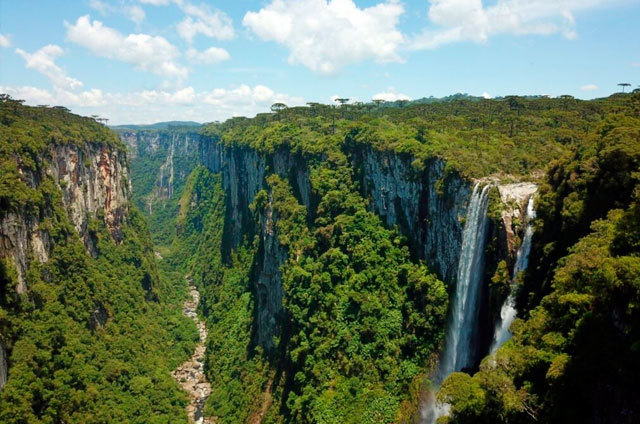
[0,85,55,105]
[176,2,234,43]
[372,91,411,102]
[411,0,616,50]
[0,34,10,48]
[90,1,146,24]
[139,0,171,5]
[0,84,303,124]
[186,47,231,64]
[243,0,405,75]
[136,0,235,42]
[15,45,83,90]
[127,6,146,24]
[580,84,598,91]
[482,92,492,99]
[65,15,188,79]
[0,85,106,107]
[89,0,110,15]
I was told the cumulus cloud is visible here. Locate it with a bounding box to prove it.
[186,47,231,64]
[580,84,599,91]
[372,91,411,102]
[127,6,146,24]
[175,1,234,42]
[482,92,492,99]
[65,15,188,79]
[90,1,146,24]
[243,0,405,75]
[0,85,106,107]
[15,45,83,90]
[0,83,303,124]
[411,0,616,50]
[0,34,11,48]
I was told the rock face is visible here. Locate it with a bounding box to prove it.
[497,182,538,261]
[118,130,200,215]
[0,143,130,293]
[199,140,302,351]
[351,148,470,284]
[254,190,287,352]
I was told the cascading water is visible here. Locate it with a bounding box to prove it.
[421,183,491,423]
[0,342,7,392]
[490,196,536,353]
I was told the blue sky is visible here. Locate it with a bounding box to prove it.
[1,0,639,124]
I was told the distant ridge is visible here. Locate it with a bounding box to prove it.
[111,121,202,130]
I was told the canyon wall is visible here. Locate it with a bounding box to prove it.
[198,136,534,362]
[0,142,130,293]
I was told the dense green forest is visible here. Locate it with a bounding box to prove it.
[171,92,638,423]
[0,97,198,423]
[1,91,639,424]
[439,93,640,423]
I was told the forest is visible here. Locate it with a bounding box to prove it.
[1,91,639,423]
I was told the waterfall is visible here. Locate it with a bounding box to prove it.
[490,196,536,353]
[441,183,491,376]
[0,342,7,392]
[421,183,491,423]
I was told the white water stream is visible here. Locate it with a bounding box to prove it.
[490,196,536,353]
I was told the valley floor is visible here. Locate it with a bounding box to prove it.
[172,277,213,424]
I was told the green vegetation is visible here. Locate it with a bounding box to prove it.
[439,92,640,423]
[1,96,123,214]
[200,94,637,180]
[172,149,449,422]
[118,128,200,249]
[3,91,639,423]
[0,97,198,423]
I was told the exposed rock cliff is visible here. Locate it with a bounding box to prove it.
[253,190,287,352]
[350,148,470,284]
[0,143,130,293]
[199,139,307,350]
[497,182,538,262]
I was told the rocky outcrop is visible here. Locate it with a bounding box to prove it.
[51,143,130,246]
[0,143,130,293]
[172,280,213,424]
[497,183,538,263]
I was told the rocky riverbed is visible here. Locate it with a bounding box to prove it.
[172,282,213,424]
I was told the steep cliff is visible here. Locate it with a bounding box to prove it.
[1,133,129,294]
[197,134,539,369]
[0,99,197,421]
[118,129,200,207]
[349,147,470,284]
